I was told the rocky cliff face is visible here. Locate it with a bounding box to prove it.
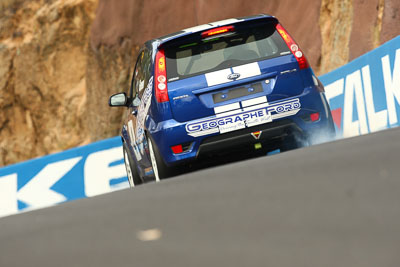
[0,0,97,165]
[0,0,399,166]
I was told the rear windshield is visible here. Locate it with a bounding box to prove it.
[165,22,290,81]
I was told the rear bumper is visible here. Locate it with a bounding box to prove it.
[196,119,302,158]
[150,87,335,166]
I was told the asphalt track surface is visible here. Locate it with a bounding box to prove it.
[1,128,400,267]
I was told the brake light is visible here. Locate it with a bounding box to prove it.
[276,24,309,70]
[171,145,183,154]
[155,49,169,103]
[171,142,192,154]
[201,26,235,38]
[310,112,320,122]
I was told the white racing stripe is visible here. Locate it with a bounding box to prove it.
[242,103,268,112]
[216,109,243,118]
[182,24,212,33]
[232,62,261,80]
[205,68,232,87]
[241,96,268,107]
[209,18,242,26]
[205,63,261,87]
[214,102,240,114]
[182,18,242,33]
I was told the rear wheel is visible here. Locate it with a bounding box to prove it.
[123,144,142,187]
[147,135,175,181]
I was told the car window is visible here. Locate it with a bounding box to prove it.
[140,49,152,98]
[131,49,152,99]
[165,22,289,80]
[132,51,144,98]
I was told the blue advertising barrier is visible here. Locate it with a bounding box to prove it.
[0,137,128,217]
[1,35,399,218]
[320,35,400,138]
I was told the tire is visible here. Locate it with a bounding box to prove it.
[123,144,142,187]
[147,135,175,181]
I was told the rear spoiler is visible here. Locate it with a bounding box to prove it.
[157,15,279,48]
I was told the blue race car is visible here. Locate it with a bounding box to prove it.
[109,14,335,186]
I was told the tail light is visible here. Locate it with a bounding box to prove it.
[201,25,235,39]
[301,112,320,122]
[171,145,183,154]
[155,49,169,103]
[276,24,309,70]
[171,143,192,154]
[310,112,320,122]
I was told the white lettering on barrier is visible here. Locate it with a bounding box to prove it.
[0,174,18,217]
[84,146,126,197]
[362,65,388,132]
[325,49,400,136]
[325,78,344,104]
[343,70,368,137]
[382,49,400,125]
[17,157,82,210]
[0,147,127,217]
[0,157,81,216]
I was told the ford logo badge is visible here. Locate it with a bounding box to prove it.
[227,73,241,80]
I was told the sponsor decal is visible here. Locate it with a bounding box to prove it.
[126,122,141,161]
[173,94,189,101]
[136,77,153,143]
[251,131,262,140]
[280,69,297,75]
[280,51,291,56]
[186,98,301,137]
[254,143,262,150]
[168,77,179,82]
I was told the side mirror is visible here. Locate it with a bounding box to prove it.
[109,93,128,107]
